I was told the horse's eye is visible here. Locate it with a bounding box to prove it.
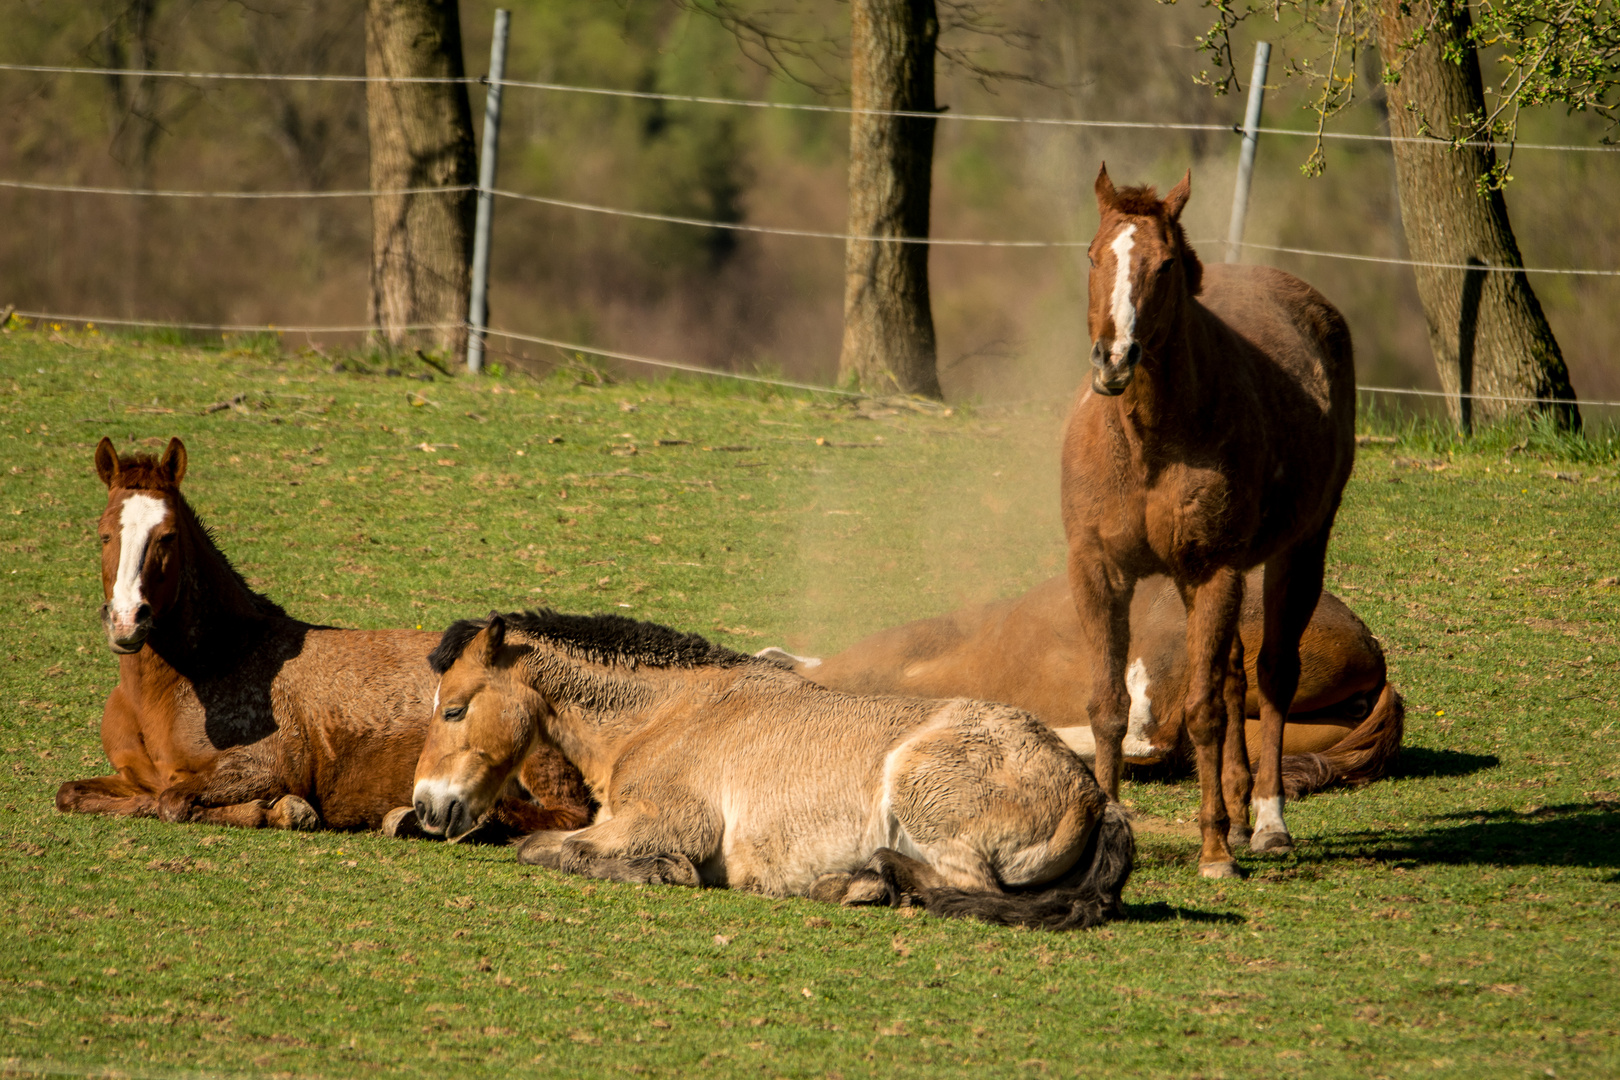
[442,705,466,722]
[1158,257,1176,272]
[99,534,111,545]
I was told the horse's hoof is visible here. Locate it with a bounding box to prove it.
[839,870,895,908]
[1198,859,1244,880]
[381,806,426,839]
[269,795,320,832]
[1250,827,1294,855]
[648,853,700,888]
[1227,825,1252,851]
[515,831,569,868]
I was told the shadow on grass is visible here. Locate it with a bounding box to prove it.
[1307,801,1620,871]
[1385,747,1500,782]
[1125,902,1244,925]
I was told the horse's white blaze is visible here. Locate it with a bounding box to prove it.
[432,683,440,713]
[1122,656,1160,757]
[1108,224,1139,357]
[1254,796,1286,836]
[111,493,168,627]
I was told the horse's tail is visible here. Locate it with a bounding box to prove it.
[1281,682,1405,799]
[916,803,1134,932]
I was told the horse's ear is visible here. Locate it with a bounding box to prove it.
[160,438,187,485]
[1164,169,1192,222]
[475,613,507,665]
[1094,163,1117,215]
[94,437,120,489]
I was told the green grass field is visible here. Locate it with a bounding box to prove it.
[2,328,1617,1079]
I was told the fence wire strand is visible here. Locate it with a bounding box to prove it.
[1227,240,1620,277]
[2,63,1616,153]
[12,311,454,335]
[11,310,1619,409]
[0,179,471,199]
[479,327,862,396]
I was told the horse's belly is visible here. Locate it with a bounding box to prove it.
[710,798,875,896]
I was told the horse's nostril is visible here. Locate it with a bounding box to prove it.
[1089,341,1106,365]
[135,603,152,622]
[1125,342,1142,367]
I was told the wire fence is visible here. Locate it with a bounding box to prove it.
[3,62,1616,154]
[3,59,1615,409]
[5,173,1619,273]
[16,308,1618,413]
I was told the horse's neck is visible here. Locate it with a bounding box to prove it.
[534,659,706,779]
[146,499,284,677]
[1119,303,1215,441]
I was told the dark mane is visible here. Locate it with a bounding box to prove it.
[430,610,752,674]
[1113,183,1203,296]
[111,451,182,492]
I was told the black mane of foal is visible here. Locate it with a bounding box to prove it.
[429,609,753,674]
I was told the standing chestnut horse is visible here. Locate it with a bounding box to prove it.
[55,437,592,833]
[1065,166,1355,877]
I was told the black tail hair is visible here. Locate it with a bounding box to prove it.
[917,804,1134,931]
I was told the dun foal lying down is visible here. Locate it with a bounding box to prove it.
[413,611,1134,930]
[761,572,1403,798]
[56,437,592,833]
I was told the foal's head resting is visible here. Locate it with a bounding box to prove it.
[414,614,541,840]
[94,436,187,653]
[1086,164,1201,396]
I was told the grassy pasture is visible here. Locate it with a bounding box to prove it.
[1,329,1618,1079]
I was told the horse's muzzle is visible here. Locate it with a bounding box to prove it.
[101,601,152,654]
[1089,340,1141,396]
[414,791,477,840]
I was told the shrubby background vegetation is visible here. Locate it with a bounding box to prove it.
[1,0,1617,403]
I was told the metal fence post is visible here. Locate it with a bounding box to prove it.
[1225,41,1271,265]
[467,8,510,373]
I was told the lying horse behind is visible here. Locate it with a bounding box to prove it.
[56,437,592,833]
[413,610,1134,930]
[760,571,1402,799]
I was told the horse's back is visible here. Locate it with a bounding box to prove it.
[1198,263,1355,402]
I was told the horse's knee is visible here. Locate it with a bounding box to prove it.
[55,781,86,814]
[156,788,196,824]
[517,830,574,868]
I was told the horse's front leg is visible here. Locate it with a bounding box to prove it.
[1069,554,1134,801]
[154,753,319,831]
[1181,567,1244,878]
[56,774,159,818]
[519,807,719,889]
[1252,527,1332,854]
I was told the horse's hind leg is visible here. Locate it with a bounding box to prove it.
[1222,633,1254,850]
[842,848,968,908]
[1253,526,1333,854]
[1179,567,1244,878]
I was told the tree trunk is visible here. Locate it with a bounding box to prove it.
[365,0,476,358]
[1373,0,1579,431]
[838,0,941,398]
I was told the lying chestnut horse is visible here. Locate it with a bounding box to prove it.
[1066,167,1355,876]
[55,437,592,833]
[759,571,1402,798]
[413,610,1134,930]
